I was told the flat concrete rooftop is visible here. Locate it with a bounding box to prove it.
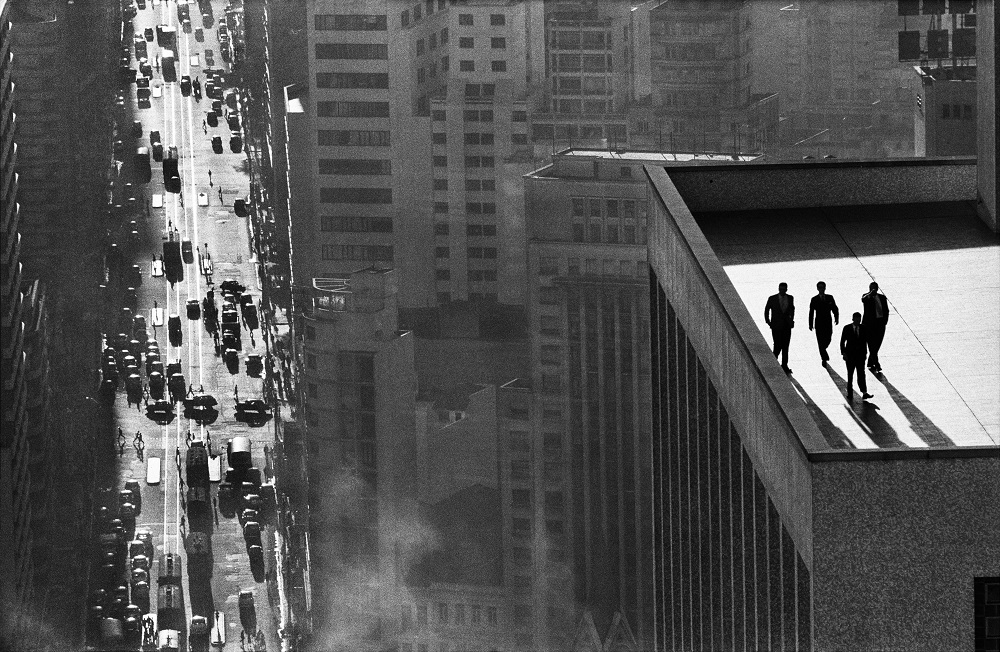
[699,200,1000,450]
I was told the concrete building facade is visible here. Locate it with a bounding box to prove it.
[913,64,977,156]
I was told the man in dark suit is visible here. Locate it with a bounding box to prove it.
[764,282,795,373]
[861,281,889,373]
[808,281,839,365]
[841,312,873,399]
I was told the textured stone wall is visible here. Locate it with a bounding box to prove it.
[812,456,1000,652]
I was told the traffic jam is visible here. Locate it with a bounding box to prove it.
[87,0,281,650]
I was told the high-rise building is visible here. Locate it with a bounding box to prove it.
[912,64,977,156]
[646,153,998,651]
[0,0,35,640]
[297,268,417,650]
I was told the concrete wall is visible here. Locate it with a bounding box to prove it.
[812,456,1000,651]
[978,0,997,232]
[646,165,823,565]
[665,159,977,214]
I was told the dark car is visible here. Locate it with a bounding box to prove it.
[144,27,154,41]
[131,120,143,138]
[227,113,239,131]
[206,111,218,128]
[186,299,201,320]
[232,197,248,216]
[180,75,192,96]
[211,135,223,154]
[237,590,256,631]
[168,314,182,345]
[229,134,242,153]
[182,239,194,264]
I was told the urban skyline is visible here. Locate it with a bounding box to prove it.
[0,1,996,651]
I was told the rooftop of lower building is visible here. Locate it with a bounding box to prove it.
[699,199,999,451]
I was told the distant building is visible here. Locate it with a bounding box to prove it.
[913,64,977,156]
[297,268,417,650]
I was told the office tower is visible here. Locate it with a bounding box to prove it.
[298,268,417,650]
[8,0,68,274]
[523,150,655,650]
[646,152,998,650]
[642,0,778,157]
[289,0,536,309]
[913,64,977,156]
[979,0,997,230]
[0,0,35,640]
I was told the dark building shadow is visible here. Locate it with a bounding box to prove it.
[787,375,854,449]
[876,374,956,447]
[825,366,906,448]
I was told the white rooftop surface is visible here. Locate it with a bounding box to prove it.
[701,205,1000,450]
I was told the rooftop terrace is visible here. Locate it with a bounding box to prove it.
[699,200,1000,450]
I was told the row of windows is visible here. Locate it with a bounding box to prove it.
[318,130,390,147]
[572,197,648,221]
[315,43,387,60]
[431,179,496,192]
[455,60,507,72]
[399,0,450,27]
[551,30,611,50]
[538,257,647,278]
[433,224,497,237]
[550,53,612,72]
[432,108,525,123]
[453,36,507,49]
[465,83,496,97]
[941,103,974,119]
[433,202,497,215]
[511,515,565,536]
[457,12,506,26]
[510,489,565,512]
[433,247,497,259]
[463,109,493,122]
[551,99,615,114]
[314,14,387,31]
[573,224,648,245]
[320,245,394,261]
[553,76,611,95]
[319,187,393,204]
[318,159,392,176]
[434,269,498,282]
[315,72,389,89]
[400,603,499,630]
[319,216,393,233]
[317,101,390,118]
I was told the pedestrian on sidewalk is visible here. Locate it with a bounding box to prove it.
[119,442,126,457]
[218,187,223,201]
[208,170,213,186]
[175,446,181,468]
[202,120,207,134]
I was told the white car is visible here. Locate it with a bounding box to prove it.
[197,192,209,207]
[152,84,162,99]
[190,54,200,67]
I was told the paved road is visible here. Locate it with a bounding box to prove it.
[92,0,281,650]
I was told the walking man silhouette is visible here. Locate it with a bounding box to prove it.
[861,281,889,373]
[764,282,795,373]
[809,281,839,365]
[841,312,874,400]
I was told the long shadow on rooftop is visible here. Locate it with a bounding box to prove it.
[875,374,956,448]
[788,375,854,449]
[825,366,906,448]
[697,203,998,265]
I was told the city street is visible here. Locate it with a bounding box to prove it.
[91,0,282,649]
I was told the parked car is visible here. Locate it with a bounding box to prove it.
[182,239,194,264]
[186,299,201,320]
[233,197,247,216]
[207,111,218,128]
[180,75,191,96]
[229,134,242,153]
[144,27,154,41]
[237,590,255,631]
[211,135,223,154]
[168,315,182,345]
[197,192,209,207]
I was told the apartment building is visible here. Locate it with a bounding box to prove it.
[298,268,417,650]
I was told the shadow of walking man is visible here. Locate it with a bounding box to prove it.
[825,365,906,448]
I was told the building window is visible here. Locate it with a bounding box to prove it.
[512,517,531,536]
[437,292,451,303]
[416,39,425,55]
[512,133,527,145]
[435,247,450,258]
[454,604,465,625]
[315,72,389,89]
[487,607,498,626]
[458,13,473,25]
[434,222,449,235]
[314,14,387,30]
[512,489,531,509]
[538,257,558,275]
[432,156,447,167]
[441,27,449,43]
[320,216,392,233]
[512,110,526,122]
[306,353,316,370]
[315,43,388,60]
[459,37,474,48]
[401,9,410,26]
[319,187,392,204]
[320,245,393,261]
[429,33,437,50]
[438,603,449,623]
[433,179,448,190]
[434,202,449,213]
[413,3,421,20]
[432,132,447,145]
[513,605,532,627]
[317,130,391,147]
[401,604,412,630]
[435,269,451,281]
[417,604,428,625]
[942,104,951,119]
[491,60,507,72]
[490,13,506,26]
[317,101,390,118]
[432,110,446,121]
[460,60,475,72]
[318,159,392,175]
[471,605,481,624]
[308,383,318,398]
[492,37,506,49]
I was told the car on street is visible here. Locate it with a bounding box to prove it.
[186,299,200,320]
[243,521,261,547]
[168,314,182,343]
[227,113,240,131]
[194,27,204,42]
[152,84,162,99]
[211,135,223,154]
[233,197,248,216]
[144,27,154,41]
[197,192,208,207]
[206,111,218,128]
[131,120,143,138]
[152,142,163,161]
[230,134,242,153]
[237,591,256,631]
[182,239,194,263]
[180,75,191,96]
[134,529,155,557]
